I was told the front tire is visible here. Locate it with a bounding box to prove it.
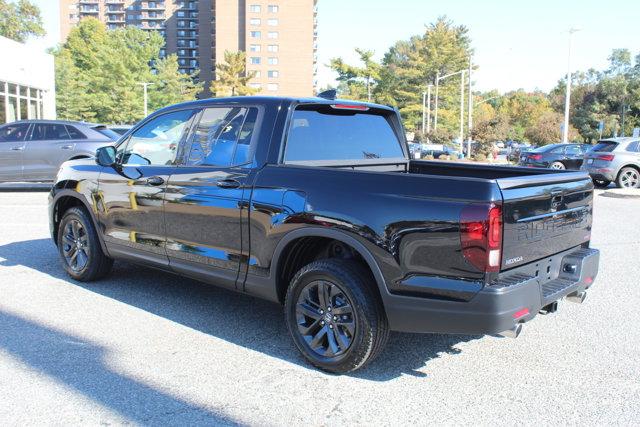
[550,161,566,170]
[592,179,610,188]
[57,206,113,281]
[284,259,389,373]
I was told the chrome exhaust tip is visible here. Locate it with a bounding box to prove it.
[566,291,587,304]
[498,323,522,339]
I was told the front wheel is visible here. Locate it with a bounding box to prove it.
[592,179,610,188]
[550,161,566,170]
[616,167,640,188]
[57,206,113,281]
[284,259,389,373]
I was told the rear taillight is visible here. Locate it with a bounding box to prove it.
[460,204,503,273]
[596,154,615,161]
[529,154,542,161]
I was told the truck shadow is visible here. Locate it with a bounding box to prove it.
[0,238,480,382]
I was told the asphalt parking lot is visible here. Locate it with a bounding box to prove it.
[1,188,639,425]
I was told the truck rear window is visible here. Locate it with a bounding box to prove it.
[283,105,404,163]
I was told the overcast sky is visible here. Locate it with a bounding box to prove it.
[25,0,640,93]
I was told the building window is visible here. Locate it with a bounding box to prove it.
[268,70,279,78]
[249,4,261,12]
[250,57,261,64]
[267,31,278,39]
[248,83,261,89]
[268,5,279,13]
[267,44,278,52]
[267,18,278,26]
[0,80,45,123]
[267,57,278,65]
[250,70,261,78]
[249,44,261,52]
[250,18,261,26]
[267,83,278,91]
[250,31,261,38]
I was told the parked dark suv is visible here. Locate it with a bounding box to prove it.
[518,143,591,170]
[49,96,599,373]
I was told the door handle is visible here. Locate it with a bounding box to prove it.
[216,179,240,189]
[145,176,165,186]
[10,146,24,151]
[61,145,73,150]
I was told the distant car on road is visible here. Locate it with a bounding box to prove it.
[0,120,118,182]
[582,137,640,188]
[507,143,533,163]
[518,143,591,170]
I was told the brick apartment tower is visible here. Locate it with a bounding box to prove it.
[59,0,318,97]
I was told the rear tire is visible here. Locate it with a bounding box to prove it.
[592,179,610,188]
[616,167,640,188]
[550,161,566,170]
[284,259,389,373]
[57,206,113,281]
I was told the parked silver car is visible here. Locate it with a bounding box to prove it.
[582,137,640,188]
[0,120,119,182]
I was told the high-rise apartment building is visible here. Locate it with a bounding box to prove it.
[59,1,318,96]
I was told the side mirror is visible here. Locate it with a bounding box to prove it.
[96,146,116,167]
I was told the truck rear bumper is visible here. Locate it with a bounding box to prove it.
[384,247,599,335]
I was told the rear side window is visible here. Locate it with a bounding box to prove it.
[30,124,70,141]
[592,141,618,152]
[625,141,640,152]
[65,125,86,140]
[186,107,258,167]
[0,123,30,142]
[565,145,580,155]
[283,105,404,163]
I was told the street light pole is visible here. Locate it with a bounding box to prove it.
[467,57,473,158]
[422,91,427,135]
[459,70,465,154]
[138,82,154,117]
[562,28,580,144]
[426,84,432,134]
[434,71,440,131]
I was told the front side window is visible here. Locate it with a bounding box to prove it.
[119,109,196,166]
[0,123,30,142]
[30,124,70,141]
[284,106,404,163]
[565,145,580,155]
[186,107,259,167]
[626,141,640,152]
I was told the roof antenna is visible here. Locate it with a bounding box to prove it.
[317,89,337,100]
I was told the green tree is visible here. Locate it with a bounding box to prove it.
[524,111,578,146]
[329,48,382,101]
[55,18,199,123]
[0,0,45,42]
[471,116,509,157]
[148,55,203,112]
[378,16,473,132]
[210,51,258,96]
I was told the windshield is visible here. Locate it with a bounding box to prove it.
[284,105,404,163]
[591,141,618,152]
[531,145,559,153]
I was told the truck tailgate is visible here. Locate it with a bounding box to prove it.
[497,172,593,270]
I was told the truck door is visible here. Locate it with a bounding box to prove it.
[164,106,259,291]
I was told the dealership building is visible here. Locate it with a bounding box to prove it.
[0,35,56,124]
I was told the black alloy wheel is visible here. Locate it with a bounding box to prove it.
[295,279,356,358]
[285,259,389,373]
[57,206,113,281]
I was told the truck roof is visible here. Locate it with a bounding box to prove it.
[153,95,396,115]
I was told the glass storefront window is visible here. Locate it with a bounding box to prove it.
[0,83,46,124]
[20,98,27,120]
[7,96,18,122]
[0,96,5,123]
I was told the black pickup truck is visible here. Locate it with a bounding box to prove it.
[49,95,599,373]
